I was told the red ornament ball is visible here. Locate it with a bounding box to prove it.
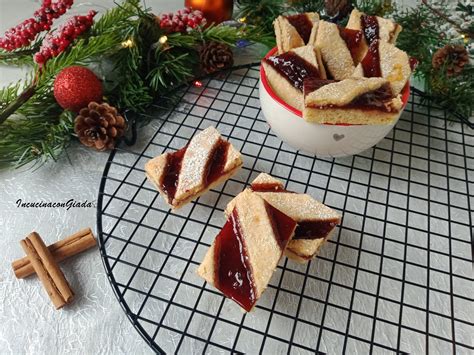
[53,66,103,112]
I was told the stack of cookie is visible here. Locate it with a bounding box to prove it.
[197,173,341,312]
[261,9,414,125]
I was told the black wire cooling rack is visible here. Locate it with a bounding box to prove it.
[97,63,474,354]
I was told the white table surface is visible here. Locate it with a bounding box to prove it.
[0,1,181,354]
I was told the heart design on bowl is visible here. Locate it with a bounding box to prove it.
[333,133,345,141]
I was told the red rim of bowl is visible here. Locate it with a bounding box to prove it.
[260,47,411,126]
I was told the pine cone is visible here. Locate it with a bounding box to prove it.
[199,41,234,74]
[432,44,469,77]
[74,102,126,151]
[325,0,353,18]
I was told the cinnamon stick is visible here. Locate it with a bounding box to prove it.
[20,232,74,309]
[13,228,96,279]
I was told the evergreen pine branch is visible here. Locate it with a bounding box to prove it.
[0,0,143,167]
[201,24,245,46]
[289,0,325,13]
[457,2,473,16]
[106,11,154,113]
[0,36,43,66]
[394,6,446,75]
[236,0,285,34]
[425,65,474,120]
[0,101,73,168]
[0,82,22,110]
[421,0,474,39]
[167,32,201,48]
[240,25,276,48]
[36,32,123,92]
[0,47,37,66]
[91,0,141,36]
[147,50,196,92]
[355,0,396,17]
[393,5,472,122]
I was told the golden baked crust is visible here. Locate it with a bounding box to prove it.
[274,12,320,53]
[262,60,303,110]
[353,41,411,95]
[303,77,403,124]
[226,173,341,262]
[145,126,242,209]
[197,189,296,310]
[305,77,392,106]
[292,45,327,80]
[285,231,336,263]
[262,45,324,111]
[315,20,355,80]
[303,104,401,125]
[346,8,402,44]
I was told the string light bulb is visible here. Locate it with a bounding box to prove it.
[238,17,246,23]
[193,80,203,87]
[159,35,168,44]
[121,39,133,48]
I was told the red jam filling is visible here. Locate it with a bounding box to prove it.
[265,52,320,91]
[205,138,230,185]
[294,219,339,240]
[213,204,295,311]
[161,146,187,203]
[161,139,230,203]
[250,182,339,241]
[286,14,313,43]
[360,40,381,77]
[409,57,418,71]
[250,182,287,193]
[361,14,379,44]
[345,83,394,112]
[308,83,395,112]
[214,209,256,312]
[338,27,364,62]
[265,201,297,251]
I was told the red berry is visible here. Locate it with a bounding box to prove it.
[34,53,44,63]
[34,11,96,65]
[0,0,75,51]
[158,7,206,34]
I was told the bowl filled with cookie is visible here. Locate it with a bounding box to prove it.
[259,9,414,157]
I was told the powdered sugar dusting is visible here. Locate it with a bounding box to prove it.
[175,126,221,201]
[305,77,387,106]
[260,192,341,221]
[229,173,341,222]
[252,172,284,187]
[251,173,340,221]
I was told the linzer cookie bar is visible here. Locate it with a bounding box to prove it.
[197,189,297,311]
[261,45,326,110]
[352,40,413,96]
[346,8,402,45]
[145,126,242,209]
[303,77,403,125]
[274,12,319,53]
[226,173,341,263]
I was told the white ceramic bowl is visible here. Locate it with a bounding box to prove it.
[259,47,410,157]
